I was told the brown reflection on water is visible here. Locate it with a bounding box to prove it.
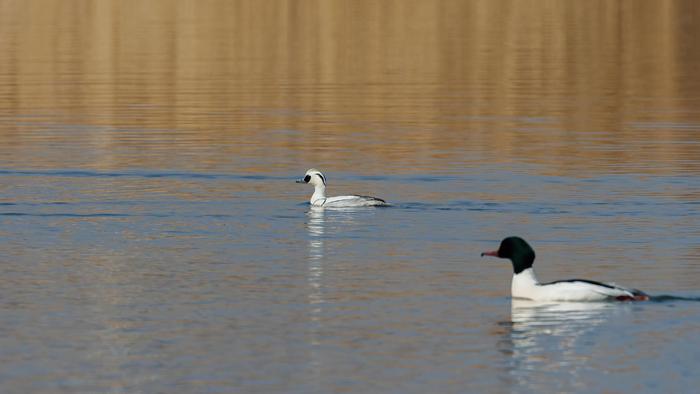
[0,0,699,174]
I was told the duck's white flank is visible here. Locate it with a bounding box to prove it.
[512,268,640,302]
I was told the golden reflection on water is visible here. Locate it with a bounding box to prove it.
[0,1,699,174]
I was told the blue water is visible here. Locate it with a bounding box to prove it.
[1,167,699,393]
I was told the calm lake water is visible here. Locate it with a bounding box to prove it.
[1,1,700,393]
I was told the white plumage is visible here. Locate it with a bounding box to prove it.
[297,168,387,208]
[511,268,643,302]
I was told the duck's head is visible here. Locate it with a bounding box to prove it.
[481,236,536,274]
[296,168,327,187]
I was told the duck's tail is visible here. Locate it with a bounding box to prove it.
[615,288,650,301]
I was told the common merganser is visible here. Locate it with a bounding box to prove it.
[296,169,387,207]
[481,237,649,302]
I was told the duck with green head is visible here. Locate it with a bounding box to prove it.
[482,237,649,302]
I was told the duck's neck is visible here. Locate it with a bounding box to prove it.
[311,184,326,205]
[511,268,540,298]
[513,268,539,284]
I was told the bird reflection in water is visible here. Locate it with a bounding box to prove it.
[306,207,326,389]
[498,299,623,391]
[305,207,362,315]
[307,207,326,315]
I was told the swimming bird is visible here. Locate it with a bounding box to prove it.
[296,168,387,207]
[481,236,649,302]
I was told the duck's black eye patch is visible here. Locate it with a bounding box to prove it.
[303,175,311,183]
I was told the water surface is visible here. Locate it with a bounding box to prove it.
[1,1,699,393]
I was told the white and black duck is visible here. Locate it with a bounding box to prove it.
[297,168,387,208]
[481,237,649,302]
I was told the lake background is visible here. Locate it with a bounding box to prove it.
[1,1,699,393]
